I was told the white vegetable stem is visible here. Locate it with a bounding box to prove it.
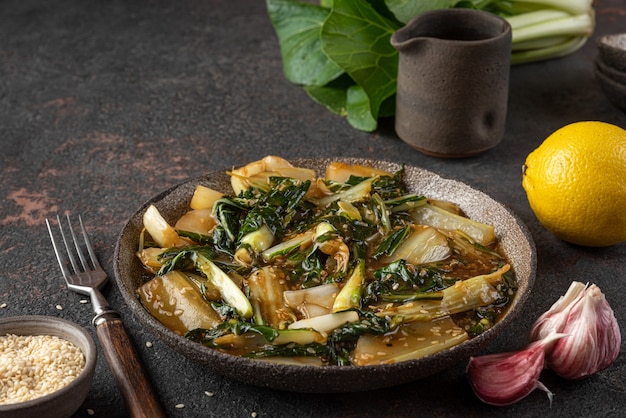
[511,36,588,64]
[501,0,595,64]
[509,11,595,44]
[509,0,593,16]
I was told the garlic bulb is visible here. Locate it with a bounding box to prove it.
[467,281,621,406]
[529,281,586,341]
[535,283,621,380]
[466,333,566,406]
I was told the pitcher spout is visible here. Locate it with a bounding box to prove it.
[391,8,511,53]
[390,25,427,53]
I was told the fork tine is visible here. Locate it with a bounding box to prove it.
[46,217,72,281]
[78,214,102,270]
[57,214,84,275]
[65,213,91,273]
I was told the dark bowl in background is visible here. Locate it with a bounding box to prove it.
[595,64,626,113]
[597,33,626,73]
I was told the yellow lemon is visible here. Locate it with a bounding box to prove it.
[522,121,626,247]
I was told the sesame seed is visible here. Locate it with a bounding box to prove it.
[145,341,153,348]
[251,412,258,417]
[0,334,85,404]
[80,299,89,304]
[87,409,95,415]
[0,303,6,309]
[204,391,214,397]
[175,403,185,409]
[55,304,63,310]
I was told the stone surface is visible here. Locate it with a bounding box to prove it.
[1,1,625,417]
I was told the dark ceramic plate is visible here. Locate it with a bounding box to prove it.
[113,158,536,393]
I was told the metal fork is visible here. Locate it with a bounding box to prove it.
[47,214,165,418]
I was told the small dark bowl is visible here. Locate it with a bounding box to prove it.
[595,56,626,86]
[595,63,626,112]
[114,158,536,393]
[0,316,97,418]
[597,33,626,73]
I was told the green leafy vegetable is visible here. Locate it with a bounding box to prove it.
[266,0,343,86]
[320,0,400,130]
[325,310,392,365]
[186,315,280,344]
[363,260,455,305]
[266,0,595,131]
[136,158,518,366]
[371,225,411,260]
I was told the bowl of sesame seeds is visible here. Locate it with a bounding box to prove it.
[0,316,97,418]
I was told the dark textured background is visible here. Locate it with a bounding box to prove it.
[1,0,625,417]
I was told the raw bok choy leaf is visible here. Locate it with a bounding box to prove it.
[266,0,595,131]
[267,0,399,131]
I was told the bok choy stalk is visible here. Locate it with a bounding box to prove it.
[378,225,451,266]
[191,252,254,318]
[228,155,316,196]
[251,309,392,366]
[157,248,254,318]
[266,0,595,131]
[485,0,595,64]
[283,283,340,318]
[189,184,224,210]
[312,176,375,207]
[411,202,496,246]
[142,204,188,248]
[288,310,360,334]
[313,221,350,274]
[186,304,325,353]
[332,258,366,312]
[261,229,315,261]
[374,264,511,323]
[137,271,222,335]
[352,316,469,365]
[247,266,297,328]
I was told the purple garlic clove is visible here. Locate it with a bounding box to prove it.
[466,333,566,406]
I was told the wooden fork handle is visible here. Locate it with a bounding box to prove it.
[96,317,166,418]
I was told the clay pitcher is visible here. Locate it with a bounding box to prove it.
[391,9,512,157]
